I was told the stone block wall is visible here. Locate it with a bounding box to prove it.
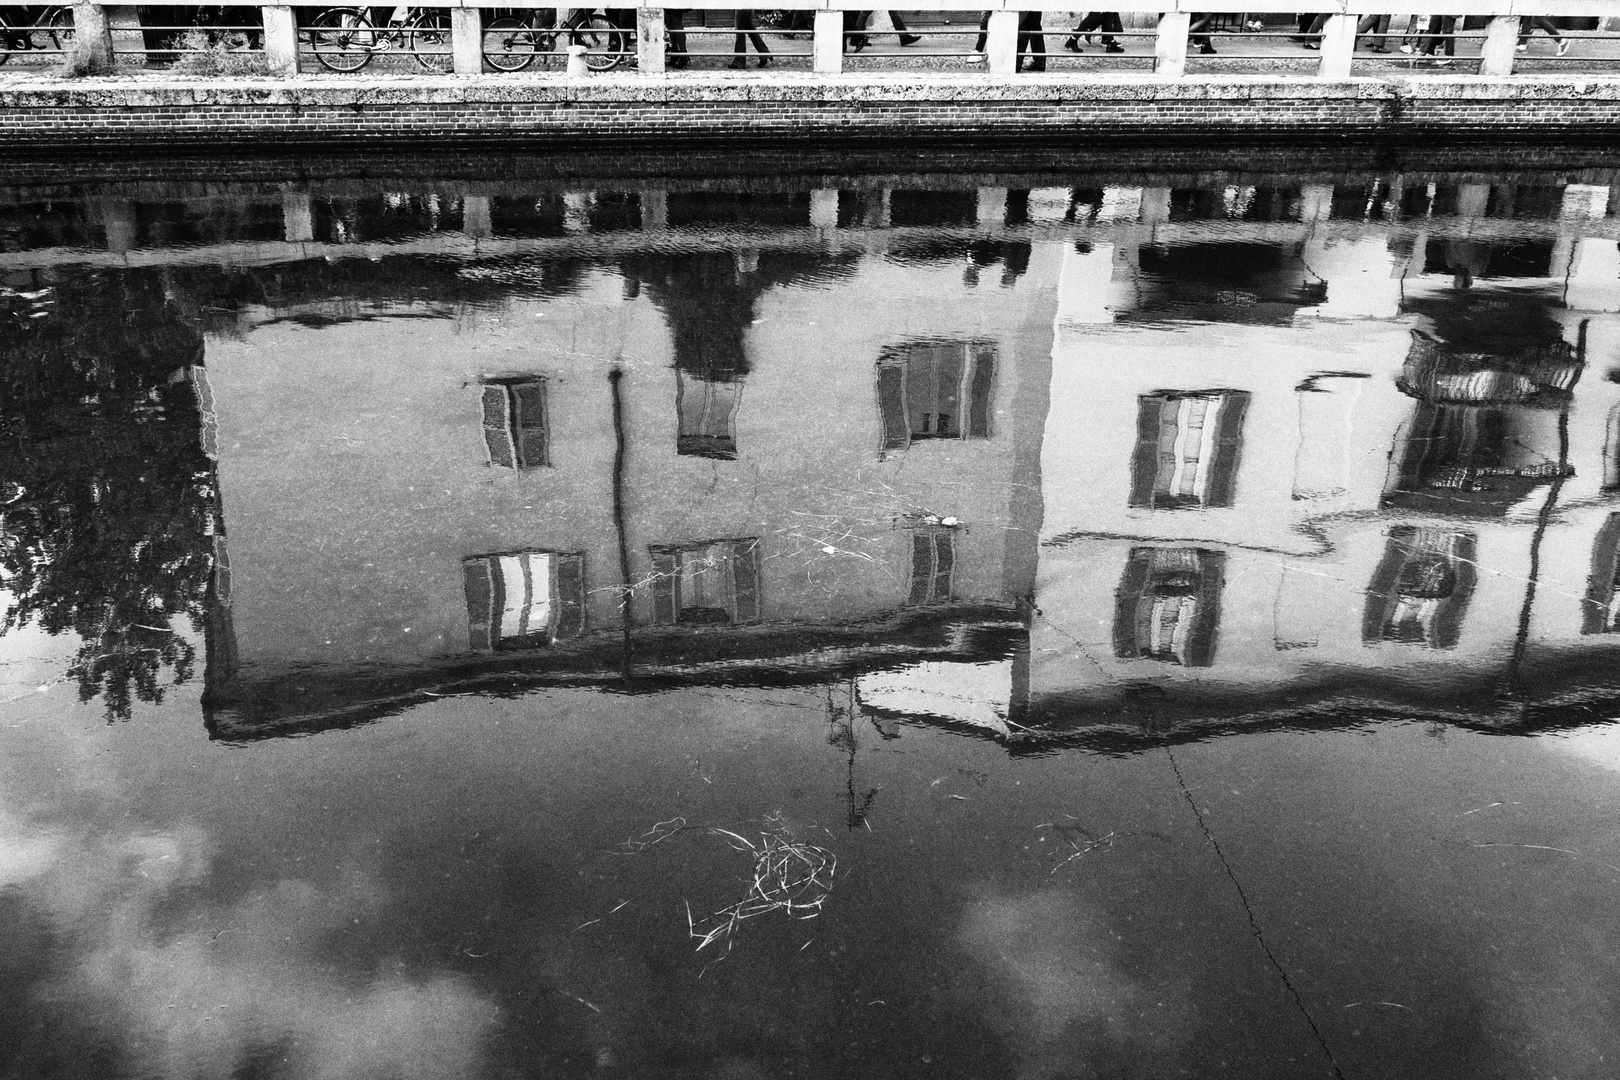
[1,75,1618,151]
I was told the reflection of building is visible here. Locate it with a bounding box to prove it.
[195,218,1057,736]
[25,175,1620,745]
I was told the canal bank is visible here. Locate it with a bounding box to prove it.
[5,72,1620,151]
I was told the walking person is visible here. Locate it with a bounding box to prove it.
[971,9,1044,69]
[1064,10,1125,54]
[665,7,689,67]
[1188,11,1215,54]
[1356,13,1392,52]
[729,9,770,67]
[1518,15,1569,55]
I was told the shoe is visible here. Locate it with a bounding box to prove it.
[668,56,689,69]
[1557,38,1570,56]
[1399,43,1414,54]
[1063,36,1080,52]
[756,54,770,67]
[1199,43,1216,55]
[1104,41,1123,53]
[1516,43,1527,52]
[1368,45,1389,53]
[965,52,985,63]
[898,34,920,45]
[849,37,867,51]
[1303,42,1318,50]
[1433,57,1452,66]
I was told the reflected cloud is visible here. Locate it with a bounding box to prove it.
[956,887,1187,1078]
[6,818,498,1080]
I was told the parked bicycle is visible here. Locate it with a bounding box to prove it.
[0,5,73,64]
[482,7,631,72]
[303,6,452,73]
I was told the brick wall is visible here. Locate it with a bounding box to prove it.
[1,75,1618,150]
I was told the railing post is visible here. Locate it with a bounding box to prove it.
[1478,15,1517,77]
[977,187,1007,228]
[1153,12,1188,77]
[641,189,667,230]
[451,7,482,74]
[1316,14,1355,78]
[637,7,665,73]
[813,10,842,75]
[985,10,1017,75]
[263,5,297,77]
[69,2,116,72]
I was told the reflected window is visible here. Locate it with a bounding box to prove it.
[464,550,585,651]
[1584,514,1620,634]
[650,539,761,625]
[677,373,741,460]
[1129,390,1250,509]
[877,342,995,453]
[1362,527,1475,649]
[480,377,548,470]
[1112,547,1225,667]
[906,526,956,606]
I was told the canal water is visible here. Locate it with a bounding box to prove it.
[6,158,1620,1079]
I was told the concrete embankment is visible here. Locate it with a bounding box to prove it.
[2,72,1620,150]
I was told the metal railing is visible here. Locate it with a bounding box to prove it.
[3,3,1616,78]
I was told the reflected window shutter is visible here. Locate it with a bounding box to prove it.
[463,557,494,651]
[1129,397,1165,508]
[732,540,761,622]
[967,345,995,438]
[481,384,515,468]
[908,532,933,605]
[1112,549,1152,658]
[877,362,909,451]
[932,530,954,601]
[1184,550,1224,668]
[555,553,585,639]
[1585,514,1620,634]
[1431,532,1475,650]
[1204,391,1250,508]
[650,550,678,625]
[510,380,548,469]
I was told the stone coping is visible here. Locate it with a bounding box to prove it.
[5,71,1620,106]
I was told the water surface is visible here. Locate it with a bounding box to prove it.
[5,161,1620,1079]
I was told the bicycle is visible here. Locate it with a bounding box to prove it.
[304,6,451,73]
[482,7,629,72]
[0,5,74,65]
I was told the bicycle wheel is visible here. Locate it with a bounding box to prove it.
[408,9,452,72]
[46,5,74,51]
[309,8,376,72]
[572,15,623,71]
[482,15,537,72]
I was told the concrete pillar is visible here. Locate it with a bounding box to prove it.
[102,201,137,253]
[105,6,143,66]
[69,2,115,73]
[462,195,492,239]
[637,8,665,74]
[641,189,667,231]
[1316,14,1355,78]
[1478,15,1517,77]
[282,193,314,242]
[263,5,297,77]
[1056,241,1116,324]
[810,188,839,231]
[1154,12,1188,77]
[813,10,842,75]
[1608,182,1620,218]
[985,11,1018,75]
[977,187,1008,229]
[451,8,482,74]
